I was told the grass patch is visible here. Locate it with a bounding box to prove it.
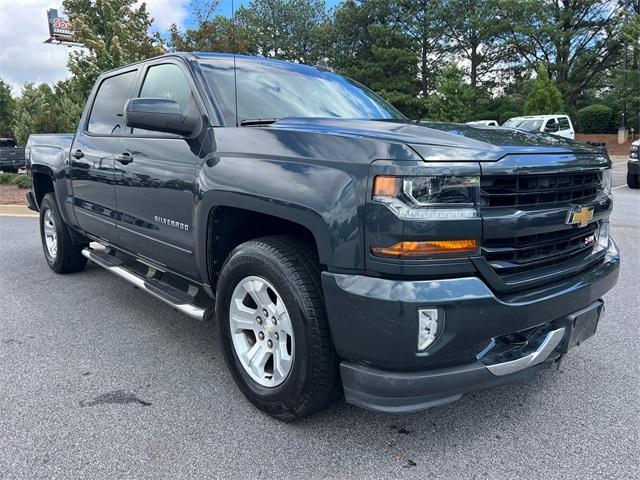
[0,172,30,189]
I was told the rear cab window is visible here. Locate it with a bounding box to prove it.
[0,139,17,148]
[87,70,138,135]
[558,117,571,130]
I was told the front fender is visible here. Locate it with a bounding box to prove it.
[194,157,367,284]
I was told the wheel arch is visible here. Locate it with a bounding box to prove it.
[201,202,329,289]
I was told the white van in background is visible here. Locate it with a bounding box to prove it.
[503,115,575,139]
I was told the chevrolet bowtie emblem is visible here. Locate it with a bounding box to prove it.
[567,206,594,227]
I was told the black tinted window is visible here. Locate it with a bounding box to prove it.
[88,71,137,134]
[133,63,197,136]
[558,117,570,129]
[0,139,16,147]
[139,64,192,112]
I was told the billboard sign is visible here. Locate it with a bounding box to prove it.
[44,9,80,45]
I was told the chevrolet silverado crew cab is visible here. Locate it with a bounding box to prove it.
[26,53,619,420]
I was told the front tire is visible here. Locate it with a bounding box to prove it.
[628,172,640,189]
[39,193,88,273]
[216,236,339,421]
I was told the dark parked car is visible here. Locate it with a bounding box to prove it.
[627,140,640,188]
[0,137,25,173]
[26,53,619,420]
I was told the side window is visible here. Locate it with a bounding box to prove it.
[558,117,570,130]
[545,118,559,131]
[87,71,137,135]
[134,63,197,136]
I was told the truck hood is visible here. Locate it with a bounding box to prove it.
[272,118,601,161]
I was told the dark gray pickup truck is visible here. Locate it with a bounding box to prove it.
[26,53,620,420]
[0,138,26,173]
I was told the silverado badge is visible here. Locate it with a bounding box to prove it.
[567,206,594,227]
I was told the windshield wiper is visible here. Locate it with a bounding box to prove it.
[239,118,280,127]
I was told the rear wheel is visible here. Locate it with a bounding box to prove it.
[39,193,88,273]
[216,236,339,421]
[628,172,640,189]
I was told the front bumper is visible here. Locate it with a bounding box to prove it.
[322,240,620,413]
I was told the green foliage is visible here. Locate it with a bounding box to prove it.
[0,172,29,188]
[524,66,565,115]
[0,79,15,137]
[498,110,520,125]
[504,0,622,107]
[330,0,420,116]
[63,0,164,100]
[236,0,329,63]
[578,104,614,133]
[424,65,476,122]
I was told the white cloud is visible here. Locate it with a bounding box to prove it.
[141,0,190,31]
[0,1,74,95]
[0,0,190,97]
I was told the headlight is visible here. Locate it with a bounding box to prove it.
[630,144,638,159]
[598,221,610,250]
[602,169,612,194]
[372,175,480,220]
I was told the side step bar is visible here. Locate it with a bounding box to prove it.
[82,247,206,320]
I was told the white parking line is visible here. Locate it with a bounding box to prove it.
[613,184,628,190]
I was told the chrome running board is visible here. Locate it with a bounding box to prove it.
[82,247,206,320]
[485,328,566,376]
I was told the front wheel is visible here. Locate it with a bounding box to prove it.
[39,193,88,273]
[216,236,339,421]
[628,172,640,189]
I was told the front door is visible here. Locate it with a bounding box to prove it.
[114,61,202,277]
[70,69,138,242]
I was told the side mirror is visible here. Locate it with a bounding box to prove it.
[124,98,199,136]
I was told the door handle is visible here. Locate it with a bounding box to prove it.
[115,152,133,165]
[72,149,84,159]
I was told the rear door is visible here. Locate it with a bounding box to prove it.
[113,59,203,277]
[70,69,138,242]
[557,116,575,139]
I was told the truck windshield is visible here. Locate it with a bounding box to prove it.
[199,57,405,124]
[503,119,543,131]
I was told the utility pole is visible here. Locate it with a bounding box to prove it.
[623,0,630,128]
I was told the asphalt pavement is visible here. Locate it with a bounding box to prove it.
[1,187,639,480]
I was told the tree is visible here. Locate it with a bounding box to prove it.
[63,0,164,100]
[329,0,420,116]
[168,0,255,54]
[441,0,512,90]
[504,0,623,107]
[236,0,329,63]
[523,66,565,114]
[393,0,447,95]
[425,65,476,121]
[0,79,15,137]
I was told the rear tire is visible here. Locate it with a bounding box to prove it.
[39,193,88,274]
[216,236,339,421]
[628,172,640,189]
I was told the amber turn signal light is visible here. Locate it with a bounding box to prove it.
[372,176,400,197]
[371,240,478,258]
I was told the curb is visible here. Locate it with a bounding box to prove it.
[0,204,38,217]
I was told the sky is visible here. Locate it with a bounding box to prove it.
[0,0,340,96]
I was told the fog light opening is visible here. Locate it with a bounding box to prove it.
[418,308,441,351]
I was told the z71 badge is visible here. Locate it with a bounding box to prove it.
[154,216,189,231]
